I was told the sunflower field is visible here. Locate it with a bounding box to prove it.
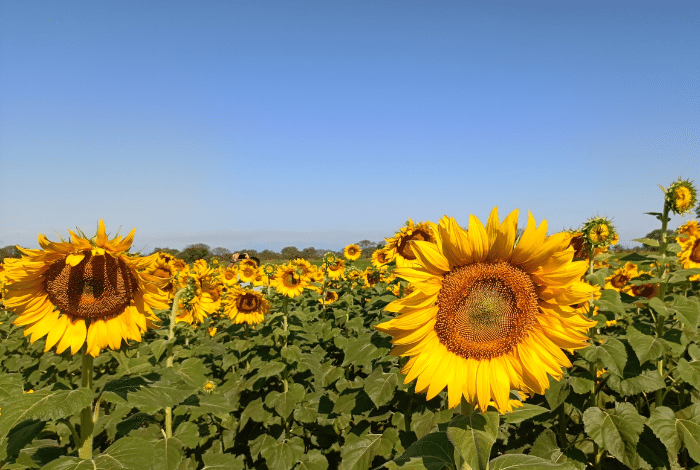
[1,179,700,470]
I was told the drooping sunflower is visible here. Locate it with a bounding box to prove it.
[176,260,221,325]
[666,179,697,215]
[272,263,308,298]
[344,244,362,261]
[325,259,346,280]
[224,287,270,326]
[2,221,169,357]
[384,219,436,267]
[319,290,339,304]
[604,262,639,292]
[375,208,597,414]
[144,252,186,299]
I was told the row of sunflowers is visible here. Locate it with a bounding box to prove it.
[0,178,699,469]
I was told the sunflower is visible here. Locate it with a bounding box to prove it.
[144,252,185,299]
[678,233,700,281]
[581,217,617,248]
[220,265,240,287]
[319,290,339,304]
[362,267,385,289]
[2,221,169,357]
[176,261,221,325]
[604,262,639,292]
[325,259,346,280]
[677,220,700,243]
[272,264,308,298]
[224,287,270,326]
[375,208,597,413]
[371,248,391,268]
[666,179,697,215]
[384,219,436,267]
[344,244,362,261]
[262,263,277,278]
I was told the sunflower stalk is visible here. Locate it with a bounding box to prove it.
[282,297,289,349]
[78,350,94,460]
[655,202,671,408]
[165,288,186,438]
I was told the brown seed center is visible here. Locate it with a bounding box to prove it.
[236,292,259,312]
[690,239,700,264]
[43,251,138,319]
[609,273,629,289]
[435,261,538,359]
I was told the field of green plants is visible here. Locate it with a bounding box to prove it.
[1,179,700,470]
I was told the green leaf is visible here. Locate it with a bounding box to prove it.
[647,407,682,456]
[633,238,659,247]
[173,421,200,449]
[149,339,169,361]
[239,397,268,430]
[42,437,160,470]
[201,453,245,470]
[384,431,455,470]
[446,412,499,470]
[544,375,569,410]
[675,404,700,464]
[668,268,700,283]
[626,326,666,364]
[596,338,628,377]
[0,387,93,440]
[502,404,549,424]
[677,358,700,389]
[530,429,586,469]
[594,289,625,317]
[5,419,45,459]
[363,369,399,409]
[153,438,185,470]
[297,449,329,470]
[271,383,306,420]
[488,454,576,469]
[261,436,304,470]
[341,428,398,470]
[583,403,645,469]
[606,369,665,396]
[0,374,24,399]
[256,361,286,378]
[648,297,669,317]
[116,412,157,437]
[670,295,700,329]
[102,375,152,404]
[173,358,208,389]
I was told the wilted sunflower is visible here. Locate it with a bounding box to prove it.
[272,264,308,298]
[224,287,270,326]
[325,259,346,280]
[604,262,639,292]
[2,221,168,357]
[385,219,436,267]
[344,244,362,261]
[144,252,185,299]
[375,208,597,413]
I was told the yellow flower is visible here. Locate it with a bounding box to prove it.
[203,380,216,393]
[677,220,700,243]
[344,244,362,261]
[582,217,617,248]
[384,219,436,267]
[325,259,346,281]
[605,320,617,327]
[176,261,221,326]
[371,248,392,268]
[604,262,639,292]
[596,369,606,379]
[272,264,308,298]
[666,179,697,215]
[208,327,217,337]
[220,266,240,287]
[2,220,169,357]
[224,288,270,326]
[319,290,339,304]
[677,234,700,281]
[375,208,597,413]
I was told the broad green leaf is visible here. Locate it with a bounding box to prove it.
[125,375,193,409]
[249,433,276,458]
[115,412,157,437]
[342,340,382,370]
[0,387,93,440]
[530,429,586,469]
[364,369,399,409]
[583,403,645,469]
[677,358,700,389]
[633,238,659,247]
[341,428,398,470]
[0,374,24,399]
[488,454,576,469]
[668,268,700,283]
[153,437,185,470]
[544,375,569,410]
[648,297,668,317]
[297,449,329,470]
[271,383,306,420]
[675,404,700,464]
[502,404,549,424]
[239,397,268,430]
[43,437,159,470]
[5,419,45,459]
[384,431,455,470]
[594,289,625,317]
[446,412,499,470]
[670,295,700,329]
[606,369,665,396]
[626,326,666,364]
[149,339,169,361]
[101,375,152,404]
[256,361,286,378]
[568,374,594,395]
[173,421,200,449]
[173,358,208,389]
[596,337,628,377]
[201,452,245,470]
[261,436,304,470]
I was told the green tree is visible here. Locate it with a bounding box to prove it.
[642,228,676,251]
[151,247,180,256]
[178,243,212,263]
[281,246,302,260]
[0,245,22,262]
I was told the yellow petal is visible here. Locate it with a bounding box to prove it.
[66,253,85,267]
[467,214,489,263]
[411,240,450,274]
[96,220,108,248]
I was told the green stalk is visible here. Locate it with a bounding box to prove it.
[282,297,289,349]
[78,350,94,460]
[655,203,671,408]
[165,288,186,439]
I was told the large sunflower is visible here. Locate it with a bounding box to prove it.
[2,221,169,357]
[272,263,308,298]
[375,208,597,413]
[344,244,362,261]
[678,233,700,281]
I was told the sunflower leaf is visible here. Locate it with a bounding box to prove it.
[596,337,628,377]
[0,374,24,399]
[676,358,700,389]
[383,431,455,470]
[669,295,700,329]
[152,437,185,470]
[446,412,499,470]
[626,325,667,364]
[583,403,645,469]
[364,369,399,409]
[594,289,625,316]
[502,404,549,424]
[488,454,578,469]
[201,452,245,470]
[261,436,305,470]
[297,449,329,470]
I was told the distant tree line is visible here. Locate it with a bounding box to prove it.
[149,239,385,264]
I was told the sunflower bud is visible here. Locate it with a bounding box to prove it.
[665,178,697,215]
[581,217,617,248]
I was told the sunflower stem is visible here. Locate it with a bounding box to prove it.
[282,297,289,349]
[655,203,670,408]
[165,288,186,439]
[78,350,94,460]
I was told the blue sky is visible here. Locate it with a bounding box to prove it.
[1,1,698,253]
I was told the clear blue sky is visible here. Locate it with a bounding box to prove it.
[1,1,698,253]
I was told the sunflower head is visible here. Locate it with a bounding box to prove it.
[385,219,436,267]
[323,252,337,266]
[581,216,617,248]
[3,220,169,357]
[272,264,309,298]
[375,208,597,414]
[371,248,392,268]
[665,178,697,215]
[262,263,277,277]
[344,244,362,261]
[224,287,270,325]
[320,290,339,304]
